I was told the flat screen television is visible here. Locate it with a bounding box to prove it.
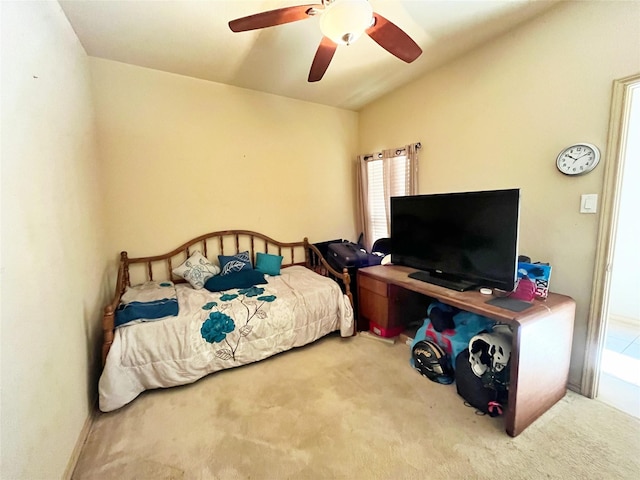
[390,188,520,292]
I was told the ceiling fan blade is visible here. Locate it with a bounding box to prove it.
[366,13,422,63]
[229,4,322,33]
[308,37,338,82]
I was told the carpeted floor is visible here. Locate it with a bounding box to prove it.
[73,333,640,479]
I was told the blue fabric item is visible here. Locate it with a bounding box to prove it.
[411,302,495,370]
[255,252,283,276]
[115,298,179,327]
[218,251,252,275]
[204,269,267,292]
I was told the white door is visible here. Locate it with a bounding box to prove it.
[597,81,640,417]
[582,74,640,418]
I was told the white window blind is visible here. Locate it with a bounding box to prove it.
[367,160,387,242]
[366,153,412,242]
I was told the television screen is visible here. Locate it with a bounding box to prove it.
[390,189,520,291]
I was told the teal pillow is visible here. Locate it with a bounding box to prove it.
[204,269,267,292]
[256,252,283,276]
[218,251,252,275]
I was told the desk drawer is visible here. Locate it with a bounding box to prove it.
[358,274,388,297]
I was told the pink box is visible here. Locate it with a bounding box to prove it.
[370,321,404,338]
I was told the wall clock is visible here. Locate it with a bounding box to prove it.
[556,143,601,176]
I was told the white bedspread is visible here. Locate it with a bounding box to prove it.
[99,266,353,411]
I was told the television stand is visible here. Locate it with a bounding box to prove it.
[408,270,477,292]
[357,264,576,437]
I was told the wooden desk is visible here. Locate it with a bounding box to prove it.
[357,264,576,437]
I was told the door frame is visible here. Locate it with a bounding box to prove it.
[581,73,640,398]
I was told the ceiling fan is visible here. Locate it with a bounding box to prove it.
[228,0,422,82]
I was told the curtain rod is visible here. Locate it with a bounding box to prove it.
[363,142,421,161]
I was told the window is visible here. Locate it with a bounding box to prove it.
[357,143,420,251]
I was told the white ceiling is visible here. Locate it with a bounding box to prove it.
[59,0,559,111]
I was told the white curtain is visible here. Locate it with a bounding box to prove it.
[357,143,420,251]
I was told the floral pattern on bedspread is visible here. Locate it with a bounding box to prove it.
[99,266,354,412]
[198,286,278,361]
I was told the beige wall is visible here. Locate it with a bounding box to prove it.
[359,0,640,388]
[90,58,359,258]
[1,1,109,478]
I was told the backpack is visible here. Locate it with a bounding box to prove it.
[455,348,508,416]
[412,340,454,385]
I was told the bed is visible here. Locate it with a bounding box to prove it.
[99,230,354,412]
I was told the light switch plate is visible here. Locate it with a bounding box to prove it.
[580,194,598,214]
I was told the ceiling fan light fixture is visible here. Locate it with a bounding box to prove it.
[319,0,373,45]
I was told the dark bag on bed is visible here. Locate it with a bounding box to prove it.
[327,241,379,270]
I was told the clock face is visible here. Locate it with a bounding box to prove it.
[556,143,600,176]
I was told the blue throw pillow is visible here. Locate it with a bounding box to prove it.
[204,269,267,292]
[218,251,252,275]
[256,252,283,276]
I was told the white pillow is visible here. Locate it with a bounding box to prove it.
[172,251,220,289]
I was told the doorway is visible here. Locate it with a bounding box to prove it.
[582,74,640,417]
